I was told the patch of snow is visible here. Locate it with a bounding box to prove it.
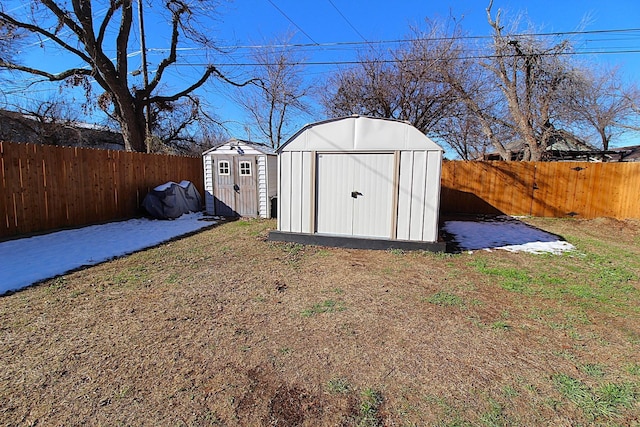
[443,217,574,254]
[0,212,214,295]
[497,240,575,255]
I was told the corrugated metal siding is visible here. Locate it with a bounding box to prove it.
[300,152,313,233]
[278,152,291,231]
[280,116,442,153]
[278,151,313,231]
[409,151,428,240]
[289,151,303,232]
[396,152,414,240]
[396,150,442,241]
[422,151,442,241]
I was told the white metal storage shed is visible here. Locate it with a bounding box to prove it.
[203,139,277,218]
[269,116,445,250]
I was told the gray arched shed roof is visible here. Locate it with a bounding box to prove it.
[278,115,443,153]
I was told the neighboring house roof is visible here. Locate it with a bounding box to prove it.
[202,138,276,156]
[608,145,640,162]
[483,129,610,161]
[546,129,598,152]
[0,109,124,150]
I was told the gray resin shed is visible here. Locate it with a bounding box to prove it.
[203,139,277,218]
[268,116,445,250]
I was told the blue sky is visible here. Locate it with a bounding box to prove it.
[3,0,640,147]
[212,0,640,138]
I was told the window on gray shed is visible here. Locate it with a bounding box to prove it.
[218,160,230,175]
[239,161,252,176]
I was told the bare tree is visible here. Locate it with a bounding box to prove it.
[565,66,640,150]
[436,29,522,160]
[0,10,22,66]
[236,36,311,149]
[0,10,24,99]
[147,96,228,155]
[322,49,394,118]
[0,0,251,152]
[482,1,578,161]
[19,98,82,146]
[437,113,491,160]
[321,20,459,135]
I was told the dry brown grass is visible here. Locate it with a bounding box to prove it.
[1,217,639,426]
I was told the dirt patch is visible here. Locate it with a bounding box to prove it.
[1,217,639,426]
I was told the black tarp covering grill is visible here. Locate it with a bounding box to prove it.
[142,181,202,219]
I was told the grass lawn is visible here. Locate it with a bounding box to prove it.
[1,217,639,426]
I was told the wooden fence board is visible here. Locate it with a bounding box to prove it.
[0,143,7,231]
[2,143,16,231]
[607,162,624,218]
[9,144,27,234]
[22,144,37,231]
[618,163,640,218]
[56,146,68,226]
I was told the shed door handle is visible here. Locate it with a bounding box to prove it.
[233,184,240,192]
[351,191,362,198]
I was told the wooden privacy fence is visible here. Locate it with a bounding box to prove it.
[441,160,640,219]
[1,141,204,239]
[3,142,639,240]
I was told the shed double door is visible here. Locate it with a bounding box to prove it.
[214,155,258,217]
[316,153,395,238]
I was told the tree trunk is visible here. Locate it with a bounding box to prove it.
[118,115,146,152]
[527,140,544,161]
[599,129,610,151]
[113,94,146,152]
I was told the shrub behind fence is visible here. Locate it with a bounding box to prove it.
[1,141,204,239]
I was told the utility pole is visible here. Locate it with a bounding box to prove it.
[137,0,152,153]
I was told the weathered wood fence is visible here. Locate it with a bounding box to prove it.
[1,141,204,239]
[440,161,640,219]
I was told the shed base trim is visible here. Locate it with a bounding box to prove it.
[268,231,445,252]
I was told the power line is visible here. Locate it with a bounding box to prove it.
[119,27,640,54]
[326,0,368,43]
[166,48,640,69]
[264,0,319,45]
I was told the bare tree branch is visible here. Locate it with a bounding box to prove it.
[234,34,311,148]
[0,61,92,81]
[0,9,90,63]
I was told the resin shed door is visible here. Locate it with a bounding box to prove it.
[316,153,395,238]
[213,155,258,217]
